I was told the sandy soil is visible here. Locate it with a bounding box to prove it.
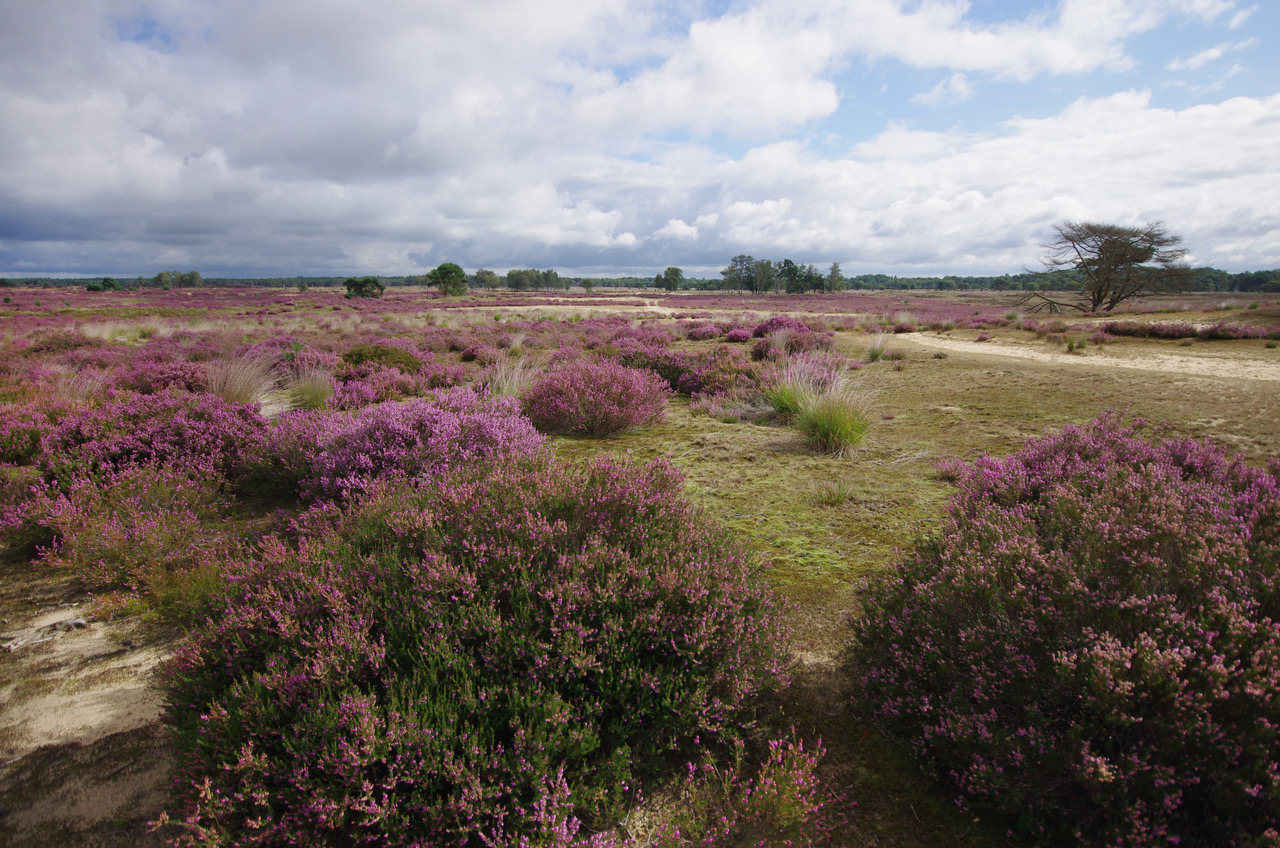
[0,592,173,847]
[909,332,1280,382]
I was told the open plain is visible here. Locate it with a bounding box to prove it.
[1,287,1277,847]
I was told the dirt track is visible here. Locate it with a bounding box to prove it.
[909,332,1280,382]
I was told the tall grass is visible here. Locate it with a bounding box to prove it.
[205,354,288,414]
[482,355,540,398]
[864,333,887,363]
[793,379,874,455]
[762,354,845,420]
[284,367,334,410]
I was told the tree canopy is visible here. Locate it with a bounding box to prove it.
[343,276,385,299]
[1034,220,1194,312]
[427,262,468,296]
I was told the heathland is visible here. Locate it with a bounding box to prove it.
[0,286,1277,847]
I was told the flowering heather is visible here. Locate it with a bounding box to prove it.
[38,389,268,486]
[306,386,545,500]
[752,316,811,338]
[855,413,1280,847]
[12,466,236,622]
[115,357,209,394]
[328,357,468,410]
[0,399,80,466]
[725,328,753,343]
[612,340,693,389]
[1100,320,1278,341]
[523,359,671,437]
[160,455,789,846]
[686,323,722,341]
[673,346,761,399]
[665,735,843,846]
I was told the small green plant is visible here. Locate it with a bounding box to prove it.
[1066,335,1086,353]
[1248,301,1259,310]
[812,476,857,506]
[932,351,948,359]
[864,334,887,363]
[794,384,873,454]
[1266,341,1278,349]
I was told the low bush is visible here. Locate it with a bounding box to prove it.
[665,735,842,845]
[855,414,1280,847]
[14,466,236,624]
[38,389,267,486]
[523,359,670,437]
[307,386,545,500]
[160,455,789,846]
[686,323,722,341]
[328,358,467,410]
[115,358,209,394]
[341,343,423,374]
[725,328,753,343]
[673,346,760,398]
[752,316,810,338]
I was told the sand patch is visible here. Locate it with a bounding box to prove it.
[908,333,1280,382]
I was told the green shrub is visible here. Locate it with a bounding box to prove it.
[340,343,422,374]
[161,455,789,845]
[855,414,1280,847]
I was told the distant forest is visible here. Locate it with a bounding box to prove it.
[3,266,1279,293]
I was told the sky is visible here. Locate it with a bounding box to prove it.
[1,0,1277,279]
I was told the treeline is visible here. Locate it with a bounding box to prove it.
[4,266,1278,293]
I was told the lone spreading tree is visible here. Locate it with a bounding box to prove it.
[1030,221,1193,312]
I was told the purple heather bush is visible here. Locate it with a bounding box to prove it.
[855,413,1280,847]
[328,357,468,410]
[664,735,843,846]
[613,339,692,389]
[38,389,268,486]
[523,359,671,437]
[115,357,209,394]
[13,466,236,623]
[160,455,789,847]
[725,328,753,343]
[752,316,810,338]
[673,346,761,399]
[686,323,722,341]
[305,386,545,500]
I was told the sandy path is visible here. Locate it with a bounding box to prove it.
[909,333,1280,382]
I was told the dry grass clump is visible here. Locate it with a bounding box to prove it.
[284,367,334,410]
[205,354,292,416]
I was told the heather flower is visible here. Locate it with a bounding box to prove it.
[523,359,671,437]
[855,413,1280,847]
[160,455,789,846]
[306,386,545,500]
